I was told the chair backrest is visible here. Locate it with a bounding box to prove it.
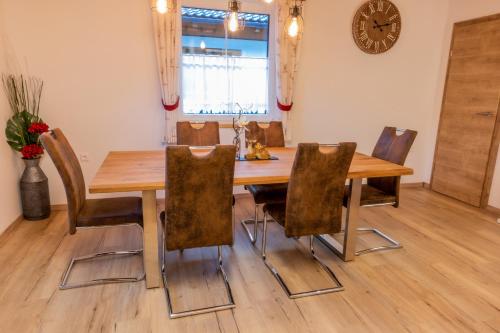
[176,121,220,146]
[246,121,285,147]
[165,145,236,251]
[284,142,357,238]
[40,129,86,234]
[368,127,418,198]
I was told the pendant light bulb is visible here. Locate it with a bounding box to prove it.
[156,0,167,14]
[228,11,239,32]
[227,1,243,32]
[288,17,299,38]
[286,2,304,39]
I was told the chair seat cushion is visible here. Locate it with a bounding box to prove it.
[263,203,286,227]
[77,197,143,228]
[245,183,288,205]
[343,185,397,207]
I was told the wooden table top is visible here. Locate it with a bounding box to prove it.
[89,147,413,194]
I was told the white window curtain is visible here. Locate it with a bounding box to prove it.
[275,0,303,141]
[182,55,269,115]
[151,0,182,144]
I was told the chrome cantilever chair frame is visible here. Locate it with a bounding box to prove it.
[347,128,414,256]
[241,198,278,245]
[354,201,402,256]
[59,223,145,290]
[161,209,236,319]
[260,212,344,299]
[241,203,266,244]
[351,129,412,256]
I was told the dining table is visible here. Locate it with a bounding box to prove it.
[89,147,413,289]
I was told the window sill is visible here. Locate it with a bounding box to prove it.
[190,122,274,129]
[178,113,281,127]
[187,122,233,129]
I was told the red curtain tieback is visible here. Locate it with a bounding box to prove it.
[277,99,293,112]
[163,96,180,111]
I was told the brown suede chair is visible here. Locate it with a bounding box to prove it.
[242,121,288,244]
[176,121,220,146]
[246,121,286,147]
[343,127,417,255]
[260,142,356,299]
[40,129,144,290]
[160,145,236,319]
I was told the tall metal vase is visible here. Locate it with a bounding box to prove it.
[20,158,51,220]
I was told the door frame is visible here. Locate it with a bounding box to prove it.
[430,13,500,208]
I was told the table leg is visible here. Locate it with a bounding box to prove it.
[317,178,362,261]
[142,190,161,288]
[342,178,362,261]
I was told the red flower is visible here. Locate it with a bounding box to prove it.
[28,122,49,134]
[21,144,44,159]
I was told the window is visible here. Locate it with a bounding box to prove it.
[181,7,270,116]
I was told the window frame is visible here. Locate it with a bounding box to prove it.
[178,0,279,123]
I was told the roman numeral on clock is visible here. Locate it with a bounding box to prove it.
[359,31,368,42]
[385,4,392,14]
[368,2,375,14]
[377,0,383,12]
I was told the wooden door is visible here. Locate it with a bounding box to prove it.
[432,14,500,207]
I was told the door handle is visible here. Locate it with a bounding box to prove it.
[475,111,495,117]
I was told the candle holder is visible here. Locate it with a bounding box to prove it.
[232,103,248,160]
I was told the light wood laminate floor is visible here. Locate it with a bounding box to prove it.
[0,187,499,333]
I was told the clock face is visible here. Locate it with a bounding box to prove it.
[352,0,401,54]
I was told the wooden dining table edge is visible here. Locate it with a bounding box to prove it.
[89,149,413,193]
[89,169,413,194]
[89,184,163,194]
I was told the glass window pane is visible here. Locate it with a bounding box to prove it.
[181,7,270,115]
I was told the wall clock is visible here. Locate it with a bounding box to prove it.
[352,0,401,54]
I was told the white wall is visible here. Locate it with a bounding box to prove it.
[292,0,500,208]
[1,0,165,205]
[0,0,22,233]
[427,0,500,208]
[291,0,450,184]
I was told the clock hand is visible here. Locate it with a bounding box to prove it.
[373,22,391,31]
[373,22,390,27]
